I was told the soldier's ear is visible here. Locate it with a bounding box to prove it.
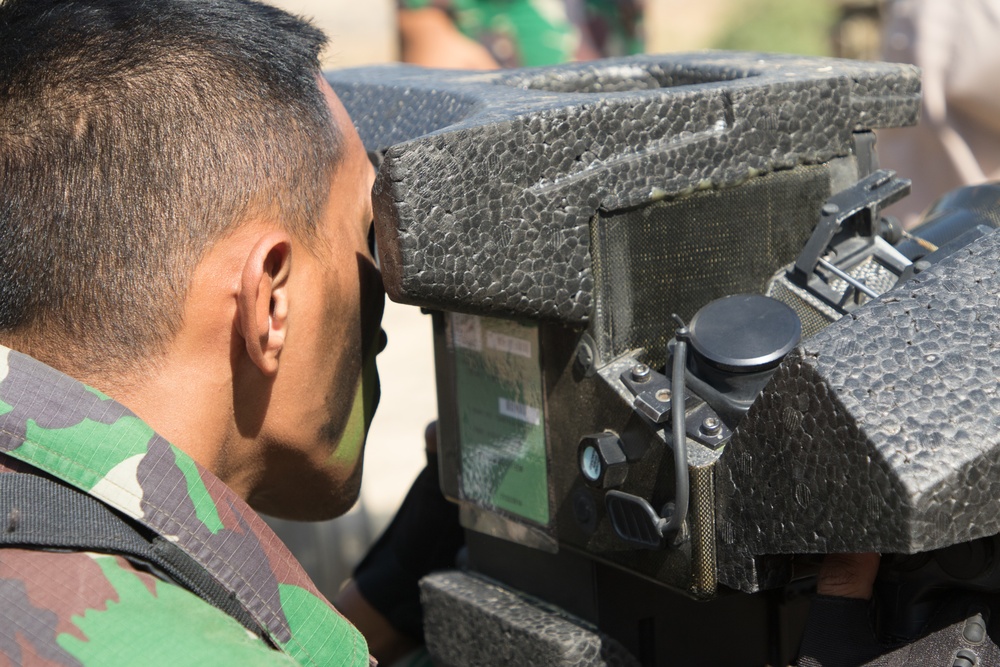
[237,231,291,375]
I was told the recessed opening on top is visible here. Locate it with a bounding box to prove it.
[506,64,752,94]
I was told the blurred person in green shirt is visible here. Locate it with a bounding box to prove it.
[398,0,644,69]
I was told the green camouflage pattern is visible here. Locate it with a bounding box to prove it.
[0,346,372,667]
[0,549,300,666]
[399,0,644,67]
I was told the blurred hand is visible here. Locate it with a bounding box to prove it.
[817,553,881,600]
[424,420,437,455]
[335,580,419,665]
[398,8,500,70]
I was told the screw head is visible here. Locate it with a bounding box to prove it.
[701,416,722,436]
[631,363,651,382]
[822,203,840,216]
[655,388,672,402]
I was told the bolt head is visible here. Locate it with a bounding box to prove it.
[578,432,628,489]
[701,416,722,436]
[631,364,651,382]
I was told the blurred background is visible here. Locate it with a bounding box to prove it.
[266,0,876,70]
[262,0,887,599]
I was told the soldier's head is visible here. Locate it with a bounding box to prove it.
[0,0,385,519]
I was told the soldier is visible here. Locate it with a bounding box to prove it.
[397,0,645,69]
[0,0,394,663]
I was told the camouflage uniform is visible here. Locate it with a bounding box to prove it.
[399,0,645,67]
[0,346,372,667]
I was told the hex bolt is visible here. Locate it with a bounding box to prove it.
[701,416,722,436]
[631,364,651,383]
[578,432,628,489]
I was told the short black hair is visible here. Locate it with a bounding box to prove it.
[0,0,340,373]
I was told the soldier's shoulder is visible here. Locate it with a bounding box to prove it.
[0,549,297,666]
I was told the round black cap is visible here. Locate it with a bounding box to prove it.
[687,294,801,373]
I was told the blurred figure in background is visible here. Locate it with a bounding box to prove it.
[878,0,1000,227]
[830,0,883,60]
[397,0,644,69]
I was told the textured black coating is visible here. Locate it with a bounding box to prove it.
[716,228,1000,593]
[327,53,919,323]
[421,571,640,667]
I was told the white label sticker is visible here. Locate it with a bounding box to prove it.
[452,313,482,351]
[498,397,541,425]
[486,330,533,358]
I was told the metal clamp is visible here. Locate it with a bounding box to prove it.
[791,169,913,313]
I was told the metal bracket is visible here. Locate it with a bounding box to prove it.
[685,403,731,450]
[620,365,729,448]
[790,169,913,314]
[621,365,697,425]
[853,131,879,178]
[793,169,909,278]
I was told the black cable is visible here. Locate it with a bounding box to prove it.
[665,319,690,536]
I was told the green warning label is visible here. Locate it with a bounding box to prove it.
[452,313,550,526]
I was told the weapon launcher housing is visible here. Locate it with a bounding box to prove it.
[325,53,1000,665]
